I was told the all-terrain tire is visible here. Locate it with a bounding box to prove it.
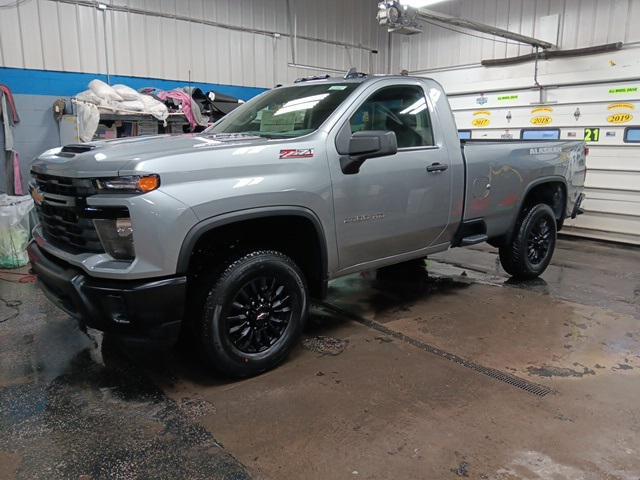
[499,203,557,280]
[196,250,308,378]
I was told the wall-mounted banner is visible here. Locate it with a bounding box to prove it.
[531,116,553,126]
[472,118,491,128]
[608,87,638,95]
[607,113,634,124]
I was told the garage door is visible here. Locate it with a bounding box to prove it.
[449,82,640,245]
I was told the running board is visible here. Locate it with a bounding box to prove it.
[460,234,488,246]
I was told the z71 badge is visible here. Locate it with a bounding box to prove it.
[279,149,314,159]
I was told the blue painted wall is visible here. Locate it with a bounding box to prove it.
[0,67,266,193]
[0,67,266,100]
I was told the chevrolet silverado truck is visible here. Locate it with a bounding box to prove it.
[28,75,586,377]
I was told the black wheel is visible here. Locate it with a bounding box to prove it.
[196,250,308,378]
[499,203,557,280]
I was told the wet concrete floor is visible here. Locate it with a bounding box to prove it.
[1,237,639,479]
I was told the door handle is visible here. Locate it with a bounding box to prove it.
[426,162,448,173]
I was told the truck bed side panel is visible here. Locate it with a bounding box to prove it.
[461,141,586,238]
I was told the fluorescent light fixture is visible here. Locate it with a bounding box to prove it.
[400,0,449,8]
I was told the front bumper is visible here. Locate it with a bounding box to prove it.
[28,242,186,344]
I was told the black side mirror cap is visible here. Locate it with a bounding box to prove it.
[338,130,398,174]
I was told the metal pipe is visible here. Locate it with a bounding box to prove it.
[481,42,623,67]
[411,41,638,75]
[286,63,346,74]
[409,62,483,75]
[99,3,110,83]
[533,46,540,88]
[415,7,553,49]
[49,0,377,53]
[286,0,297,63]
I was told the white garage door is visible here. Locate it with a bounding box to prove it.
[449,81,640,245]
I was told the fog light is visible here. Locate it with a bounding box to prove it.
[94,218,135,260]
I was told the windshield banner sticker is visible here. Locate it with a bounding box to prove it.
[279,149,314,159]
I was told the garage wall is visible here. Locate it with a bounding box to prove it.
[390,0,640,79]
[0,0,388,194]
[0,0,388,88]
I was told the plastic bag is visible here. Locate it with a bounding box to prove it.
[89,79,123,103]
[117,100,145,112]
[76,89,103,105]
[113,84,140,101]
[77,102,100,142]
[0,195,34,269]
[140,94,169,121]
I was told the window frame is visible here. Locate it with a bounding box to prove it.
[623,126,640,143]
[520,128,561,140]
[347,84,438,151]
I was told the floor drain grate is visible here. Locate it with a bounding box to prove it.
[319,302,553,397]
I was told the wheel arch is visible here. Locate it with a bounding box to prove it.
[177,206,329,298]
[490,176,567,247]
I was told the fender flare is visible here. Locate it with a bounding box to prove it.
[176,206,329,278]
[505,175,568,240]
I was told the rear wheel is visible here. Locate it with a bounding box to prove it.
[499,203,557,280]
[196,250,308,378]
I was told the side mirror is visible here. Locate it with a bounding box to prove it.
[339,130,398,174]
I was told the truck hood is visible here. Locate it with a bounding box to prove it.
[30,133,271,178]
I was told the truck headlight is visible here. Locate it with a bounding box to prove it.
[93,218,135,260]
[95,174,160,193]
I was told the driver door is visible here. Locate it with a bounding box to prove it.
[330,82,451,271]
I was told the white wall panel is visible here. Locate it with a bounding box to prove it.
[18,0,44,69]
[390,0,640,76]
[0,5,24,67]
[0,0,388,88]
[38,1,64,70]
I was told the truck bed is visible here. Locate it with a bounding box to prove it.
[460,140,587,239]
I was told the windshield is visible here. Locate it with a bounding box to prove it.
[207,83,359,138]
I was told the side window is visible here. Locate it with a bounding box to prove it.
[624,127,640,143]
[521,128,560,140]
[458,130,472,140]
[350,85,434,149]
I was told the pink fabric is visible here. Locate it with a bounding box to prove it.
[157,90,197,128]
[13,151,24,195]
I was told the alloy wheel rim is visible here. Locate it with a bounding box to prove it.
[527,217,552,265]
[225,276,293,354]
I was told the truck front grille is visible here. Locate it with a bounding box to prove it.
[31,173,124,254]
[32,172,96,197]
[36,202,104,253]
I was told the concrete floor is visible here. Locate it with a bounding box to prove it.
[1,237,639,479]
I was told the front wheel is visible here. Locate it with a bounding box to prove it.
[499,203,557,280]
[196,250,308,378]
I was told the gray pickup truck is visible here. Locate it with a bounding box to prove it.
[28,74,586,377]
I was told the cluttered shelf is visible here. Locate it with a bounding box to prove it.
[61,80,244,143]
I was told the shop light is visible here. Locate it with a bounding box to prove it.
[400,0,449,8]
